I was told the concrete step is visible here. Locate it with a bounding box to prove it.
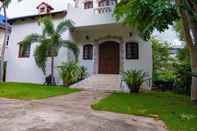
[71,74,121,91]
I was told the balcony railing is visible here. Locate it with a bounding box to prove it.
[94,6,115,15]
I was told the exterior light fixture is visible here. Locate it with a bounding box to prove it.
[86,35,90,40]
[129,32,133,37]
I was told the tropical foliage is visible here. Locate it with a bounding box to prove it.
[174,47,191,95]
[114,0,179,40]
[114,0,197,101]
[20,17,79,84]
[121,70,146,93]
[151,37,175,82]
[58,62,88,86]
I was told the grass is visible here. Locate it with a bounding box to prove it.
[0,82,80,100]
[92,91,197,131]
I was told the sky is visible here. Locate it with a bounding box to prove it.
[7,0,72,18]
[5,0,183,47]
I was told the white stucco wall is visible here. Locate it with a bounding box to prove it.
[6,17,72,84]
[67,4,116,27]
[6,1,152,85]
[123,41,152,77]
[0,29,4,56]
[0,28,9,62]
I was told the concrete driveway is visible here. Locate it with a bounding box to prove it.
[0,90,168,131]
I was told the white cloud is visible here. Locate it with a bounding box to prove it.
[152,26,184,48]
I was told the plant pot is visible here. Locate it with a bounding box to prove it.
[63,80,70,87]
[128,85,140,93]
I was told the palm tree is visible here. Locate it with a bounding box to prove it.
[0,0,22,82]
[20,17,79,85]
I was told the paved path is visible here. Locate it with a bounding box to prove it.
[0,90,168,131]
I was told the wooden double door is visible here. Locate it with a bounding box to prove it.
[99,41,120,74]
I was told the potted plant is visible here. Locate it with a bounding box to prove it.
[58,62,81,86]
[58,62,88,86]
[121,69,146,93]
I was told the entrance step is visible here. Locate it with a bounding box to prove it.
[71,74,121,91]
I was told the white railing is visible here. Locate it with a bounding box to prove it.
[94,6,115,15]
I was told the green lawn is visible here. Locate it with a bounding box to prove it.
[0,83,80,100]
[92,91,197,131]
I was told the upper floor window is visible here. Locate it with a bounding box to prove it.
[18,44,31,58]
[98,0,117,7]
[39,7,46,13]
[83,44,93,60]
[126,42,139,59]
[36,2,54,14]
[84,1,93,9]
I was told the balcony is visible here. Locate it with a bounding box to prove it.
[66,4,117,27]
[94,6,114,15]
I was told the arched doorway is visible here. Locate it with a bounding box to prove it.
[99,41,120,74]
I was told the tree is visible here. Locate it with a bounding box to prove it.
[150,37,175,82]
[151,37,172,73]
[20,17,79,85]
[114,0,197,103]
[0,0,22,82]
[174,47,191,95]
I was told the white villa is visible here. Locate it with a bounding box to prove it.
[4,0,152,86]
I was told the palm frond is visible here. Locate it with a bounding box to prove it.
[34,39,50,75]
[61,40,79,62]
[19,33,41,50]
[39,17,55,36]
[51,33,61,48]
[1,0,11,8]
[56,20,74,34]
[0,0,23,8]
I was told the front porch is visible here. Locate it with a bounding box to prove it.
[71,23,151,75]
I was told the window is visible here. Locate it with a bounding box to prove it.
[83,44,93,60]
[84,1,93,9]
[6,35,10,46]
[126,42,139,59]
[98,0,111,7]
[18,44,31,58]
[39,7,46,13]
[3,62,7,82]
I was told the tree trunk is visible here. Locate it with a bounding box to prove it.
[51,56,55,85]
[191,47,197,104]
[189,15,197,103]
[189,7,197,103]
[0,5,8,82]
[176,0,197,102]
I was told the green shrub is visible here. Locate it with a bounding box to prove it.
[79,66,88,81]
[58,62,87,86]
[174,47,191,95]
[121,70,146,93]
[174,63,191,95]
[153,70,175,82]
